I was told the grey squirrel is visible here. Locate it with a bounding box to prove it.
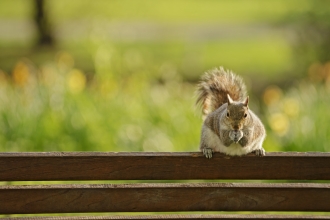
[196,67,266,158]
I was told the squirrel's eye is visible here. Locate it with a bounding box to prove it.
[244,113,247,118]
[226,112,230,117]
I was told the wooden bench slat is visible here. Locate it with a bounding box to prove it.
[3,214,330,220]
[1,152,330,181]
[1,183,330,214]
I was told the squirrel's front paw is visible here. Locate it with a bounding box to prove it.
[202,148,213,159]
[229,130,243,143]
[254,148,265,157]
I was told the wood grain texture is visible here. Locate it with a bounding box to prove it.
[2,214,330,220]
[1,183,330,214]
[1,152,330,181]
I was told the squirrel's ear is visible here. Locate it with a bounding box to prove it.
[243,96,249,107]
[227,94,233,105]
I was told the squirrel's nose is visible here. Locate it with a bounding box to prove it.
[233,125,239,130]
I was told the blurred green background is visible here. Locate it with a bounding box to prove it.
[0,0,330,153]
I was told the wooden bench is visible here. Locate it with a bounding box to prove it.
[1,152,330,219]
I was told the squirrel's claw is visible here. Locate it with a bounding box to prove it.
[203,148,213,159]
[254,148,265,157]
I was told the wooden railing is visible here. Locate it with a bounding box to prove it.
[1,152,330,219]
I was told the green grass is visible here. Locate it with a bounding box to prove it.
[201,36,292,78]
[0,0,302,78]
[264,81,330,152]
[0,51,201,152]
[46,0,311,25]
[0,34,292,82]
[0,0,328,153]
[1,0,311,23]
[0,0,32,19]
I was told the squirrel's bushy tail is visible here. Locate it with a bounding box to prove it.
[196,67,247,118]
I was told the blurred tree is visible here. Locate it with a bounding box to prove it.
[286,1,330,74]
[34,0,55,47]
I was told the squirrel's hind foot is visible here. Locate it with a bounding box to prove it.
[253,148,265,157]
[202,148,213,159]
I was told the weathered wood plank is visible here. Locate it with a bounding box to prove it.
[1,152,330,181]
[1,183,330,214]
[2,214,330,220]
